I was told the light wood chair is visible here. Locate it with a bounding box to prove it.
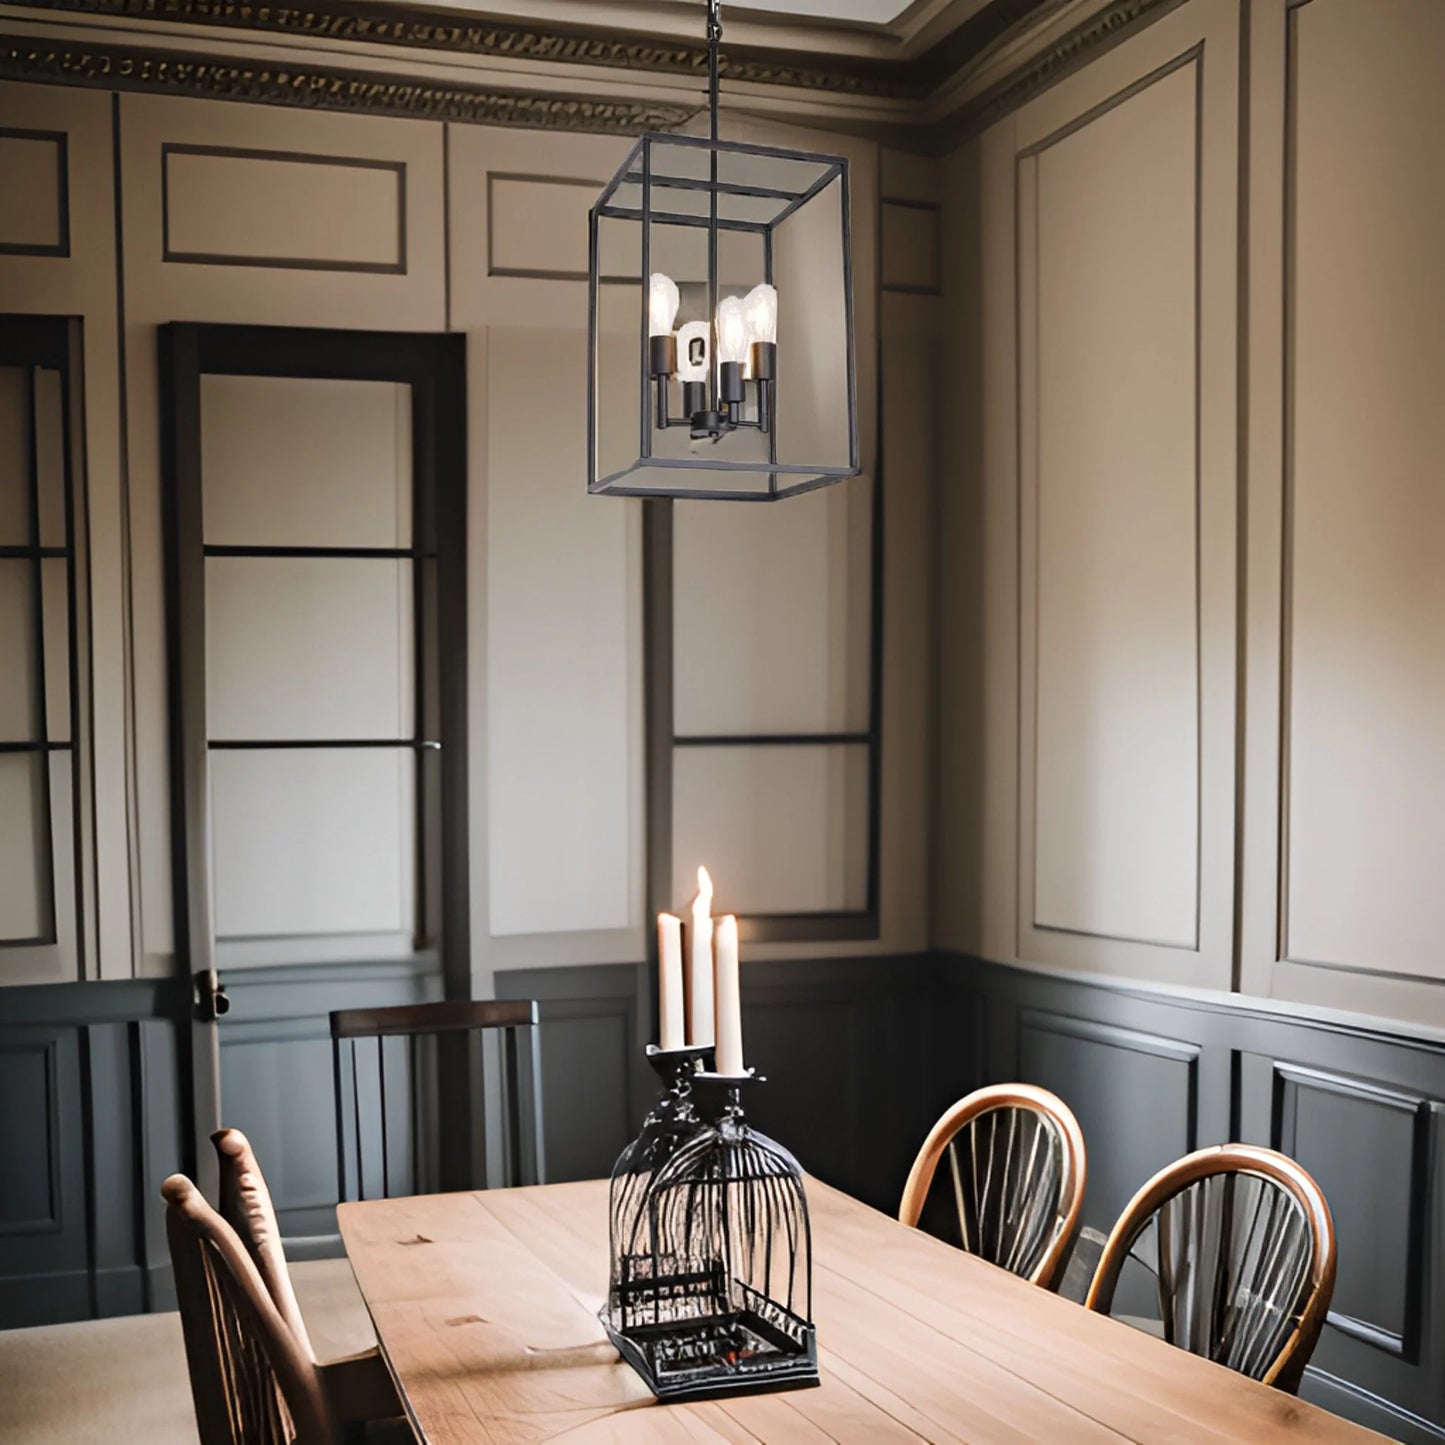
[164,1172,341,1444]
[167,1168,411,1444]
[899,1083,1087,1289]
[213,1128,401,1415]
[1084,1144,1336,1393]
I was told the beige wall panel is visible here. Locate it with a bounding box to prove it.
[447,125,644,978]
[210,748,415,940]
[881,201,940,293]
[0,367,29,544]
[119,94,444,973]
[1029,62,1200,950]
[452,127,635,332]
[1279,0,1445,984]
[672,744,868,916]
[206,558,413,741]
[487,174,598,279]
[0,560,39,740]
[199,375,412,548]
[0,754,79,984]
[163,148,403,269]
[483,326,639,940]
[933,132,1007,956]
[703,116,911,958]
[0,132,65,252]
[880,147,942,206]
[943,0,1238,987]
[0,83,127,979]
[0,754,47,944]
[673,483,870,737]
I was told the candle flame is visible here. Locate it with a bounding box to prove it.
[696,865,713,903]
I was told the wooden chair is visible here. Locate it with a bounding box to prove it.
[1084,1144,1336,1393]
[214,1128,318,1360]
[164,1172,344,1445]
[214,1128,402,1410]
[165,1173,411,1445]
[899,1083,1087,1289]
[330,998,544,1203]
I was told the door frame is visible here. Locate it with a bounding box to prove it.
[157,322,469,1188]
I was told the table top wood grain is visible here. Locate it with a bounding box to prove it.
[337,1179,1384,1443]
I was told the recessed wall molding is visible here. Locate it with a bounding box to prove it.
[1271,1059,1432,1362]
[161,144,407,273]
[0,126,69,256]
[0,1039,62,1237]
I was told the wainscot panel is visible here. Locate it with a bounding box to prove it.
[0,979,182,1328]
[216,957,441,1254]
[497,954,941,1216]
[938,953,1445,1443]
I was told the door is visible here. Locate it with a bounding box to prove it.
[158,324,468,1216]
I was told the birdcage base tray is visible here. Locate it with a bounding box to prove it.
[603,1312,819,1404]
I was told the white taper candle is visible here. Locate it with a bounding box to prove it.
[713,914,744,1077]
[687,866,715,1047]
[657,913,685,1051]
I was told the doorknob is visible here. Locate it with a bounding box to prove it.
[194,968,231,1022]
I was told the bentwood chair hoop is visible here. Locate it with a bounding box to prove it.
[898,1082,1087,1290]
[1084,1143,1336,1393]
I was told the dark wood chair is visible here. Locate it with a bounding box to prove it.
[163,1173,411,1444]
[898,1083,1087,1289]
[329,998,544,1203]
[1085,1143,1336,1392]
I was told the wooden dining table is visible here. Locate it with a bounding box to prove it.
[337,1178,1384,1443]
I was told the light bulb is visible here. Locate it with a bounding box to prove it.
[648,272,679,338]
[742,283,778,346]
[675,319,711,383]
[715,296,749,366]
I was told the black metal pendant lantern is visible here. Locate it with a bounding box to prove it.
[588,0,859,500]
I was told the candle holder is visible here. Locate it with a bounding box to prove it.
[602,1044,712,1342]
[601,1061,818,1403]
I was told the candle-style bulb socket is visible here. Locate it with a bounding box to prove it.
[719,360,745,406]
[690,408,727,441]
[748,341,776,382]
[682,379,707,419]
[649,334,677,377]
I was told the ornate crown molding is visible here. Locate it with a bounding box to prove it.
[938,0,1183,144]
[0,0,1186,144]
[18,0,922,98]
[0,31,699,132]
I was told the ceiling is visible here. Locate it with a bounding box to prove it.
[722,0,921,22]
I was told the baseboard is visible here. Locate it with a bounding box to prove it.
[1303,1368,1445,1444]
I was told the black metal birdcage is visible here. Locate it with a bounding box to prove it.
[602,1065,818,1403]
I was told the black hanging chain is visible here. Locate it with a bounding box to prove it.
[707,0,722,142]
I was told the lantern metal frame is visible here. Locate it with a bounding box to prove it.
[586,0,859,501]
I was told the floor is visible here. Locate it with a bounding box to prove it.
[0,1258,377,1444]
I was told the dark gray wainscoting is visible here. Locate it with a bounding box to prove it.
[217,957,442,1254]
[0,978,184,1328]
[496,954,940,1215]
[938,953,1445,1444]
